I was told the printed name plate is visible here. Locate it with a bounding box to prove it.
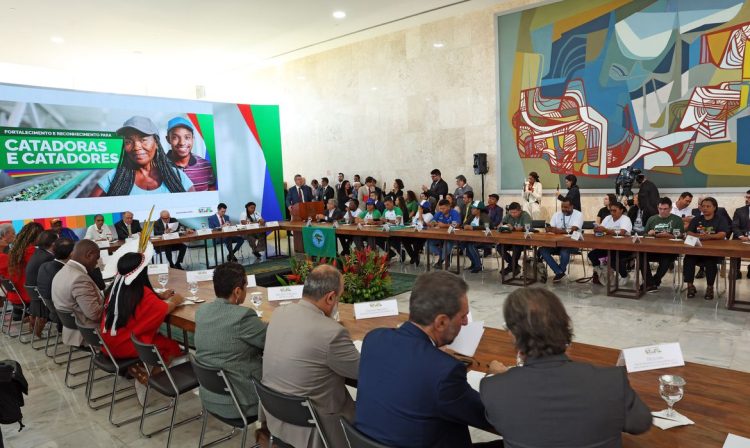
[265,221,279,227]
[247,223,261,229]
[147,264,169,275]
[186,269,214,283]
[684,235,702,247]
[353,299,399,320]
[162,232,179,240]
[222,225,238,232]
[267,285,304,301]
[96,240,111,249]
[617,342,684,373]
[196,228,213,236]
[246,274,257,288]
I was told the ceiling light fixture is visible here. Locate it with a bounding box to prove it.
[332,10,346,19]
[50,36,64,44]
[433,42,445,48]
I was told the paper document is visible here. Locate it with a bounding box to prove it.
[246,274,257,288]
[466,370,485,392]
[353,340,363,353]
[446,321,485,357]
[724,434,750,448]
[168,222,179,231]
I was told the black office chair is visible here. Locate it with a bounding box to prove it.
[531,220,546,229]
[131,333,201,448]
[23,285,50,348]
[39,295,65,364]
[252,379,330,448]
[189,355,259,448]
[340,417,393,448]
[77,325,139,426]
[55,309,93,389]
[0,278,29,339]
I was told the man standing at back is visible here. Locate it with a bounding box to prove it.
[262,265,359,448]
[355,271,503,447]
[422,168,449,203]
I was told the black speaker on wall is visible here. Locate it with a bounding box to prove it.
[473,153,488,175]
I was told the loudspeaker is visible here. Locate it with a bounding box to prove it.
[473,153,488,175]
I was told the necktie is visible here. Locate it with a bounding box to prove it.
[219,215,224,226]
[127,224,131,236]
[299,187,305,203]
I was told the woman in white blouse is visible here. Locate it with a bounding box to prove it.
[84,214,114,241]
[522,171,543,219]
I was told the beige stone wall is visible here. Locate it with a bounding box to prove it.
[207,0,748,221]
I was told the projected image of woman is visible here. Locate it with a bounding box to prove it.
[89,116,194,197]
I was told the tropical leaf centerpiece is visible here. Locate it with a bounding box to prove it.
[276,248,392,303]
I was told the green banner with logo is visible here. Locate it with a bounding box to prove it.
[0,127,122,170]
[302,226,337,258]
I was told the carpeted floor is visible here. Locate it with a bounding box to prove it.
[389,272,417,297]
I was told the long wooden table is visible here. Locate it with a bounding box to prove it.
[152,268,750,447]
[282,222,750,309]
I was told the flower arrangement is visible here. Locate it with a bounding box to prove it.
[276,248,392,303]
[340,247,392,304]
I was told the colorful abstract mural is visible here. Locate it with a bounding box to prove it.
[498,0,750,189]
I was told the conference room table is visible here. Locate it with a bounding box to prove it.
[153,268,750,448]
[281,221,750,310]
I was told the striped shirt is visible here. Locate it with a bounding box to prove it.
[167,151,216,191]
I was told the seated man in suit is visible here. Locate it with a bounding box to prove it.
[25,230,59,335]
[50,240,103,346]
[114,211,143,240]
[153,210,192,269]
[355,271,503,448]
[316,199,344,223]
[37,238,75,302]
[262,265,359,448]
[207,203,244,262]
[480,288,652,447]
[731,189,750,279]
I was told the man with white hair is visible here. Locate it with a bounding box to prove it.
[0,223,15,254]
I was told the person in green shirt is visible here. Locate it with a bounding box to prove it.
[640,197,685,292]
[381,198,404,260]
[405,190,419,220]
[354,199,382,251]
[499,202,532,277]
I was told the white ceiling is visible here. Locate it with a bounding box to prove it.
[0,0,506,86]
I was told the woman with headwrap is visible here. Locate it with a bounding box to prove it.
[89,116,195,197]
[100,252,184,363]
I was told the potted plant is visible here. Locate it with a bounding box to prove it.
[340,247,392,303]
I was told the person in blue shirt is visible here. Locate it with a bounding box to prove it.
[355,271,503,448]
[428,199,462,269]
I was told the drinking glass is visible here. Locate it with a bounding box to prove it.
[157,273,169,292]
[565,226,572,237]
[613,225,621,237]
[201,222,207,230]
[250,292,264,317]
[188,281,199,300]
[659,375,685,418]
[672,229,681,240]
[524,223,531,233]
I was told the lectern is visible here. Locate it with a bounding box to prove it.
[290,201,324,253]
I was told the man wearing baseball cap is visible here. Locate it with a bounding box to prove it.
[166,116,216,191]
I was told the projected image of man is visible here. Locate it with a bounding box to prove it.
[89,116,194,197]
[165,116,216,191]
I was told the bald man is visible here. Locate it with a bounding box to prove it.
[153,210,191,269]
[51,240,103,346]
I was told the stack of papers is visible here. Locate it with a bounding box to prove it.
[446,321,484,357]
[651,410,694,430]
[466,370,485,392]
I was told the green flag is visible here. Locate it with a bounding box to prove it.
[302,226,337,258]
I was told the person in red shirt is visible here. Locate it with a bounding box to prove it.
[0,221,44,332]
[100,252,185,363]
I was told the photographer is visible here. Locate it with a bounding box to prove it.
[636,173,659,224]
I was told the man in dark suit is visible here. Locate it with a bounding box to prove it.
[355,271,503,448]
[25,230,58,332]
[636,173,659,224]
[480,288,652,448]
[153,210,190,269]
[285,174,313,212]
[731,189,750,279]
[422,168,449,203]
[114,211,143,240]
[320,177,335,202]
[207,203,244,262]
[316,199,344,223]
[36,238,75,336]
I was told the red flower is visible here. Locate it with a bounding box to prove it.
[286,274,301,283]
[332,259,338,268]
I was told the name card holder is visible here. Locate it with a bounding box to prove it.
[196,228,213,236]
[246,274,257,287]
[570,230,584,241]
[96,240,111,249]
[267,285,304,301]
[353,299,399,320]
[247,223,260,229]
[186,269,214,283]
[147,264,170,275]
[616,342,685,373]
[631,234,642,244]
[265,221,280,227]
[222,225,238,233]
[684,235,702,247]
[162,232,179,240]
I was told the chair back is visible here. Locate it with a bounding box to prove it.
[582,220,595,230]
[77,323,102,350]
[0,278,21,297]
[130,333,165,369]
[40,296,60,324]
[24,286,40,302]
[56,309,79,331]
[340,417,393,448]
[531,219,546,229]
[190,355,251,424]
[252,379,326,442]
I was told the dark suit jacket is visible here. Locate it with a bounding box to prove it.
[427,178,449,201]
[25,248,54,287]
[558,184,582,211]
[153,217,182,236]
[355,322,492,448]
[207,214,233,229]
[37,259,65,301]
[286,185,313,207]
[321,185,335,202]
[480,354,652,448]
[114,219,142,240]
[732,205,750,239]
[637,180,659,223]
[318,208,344,223]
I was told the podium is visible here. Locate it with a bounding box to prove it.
[290,201,324,253]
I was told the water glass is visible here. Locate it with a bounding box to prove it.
[673,229,681,240]
[201,222,207,230]
[188,281,199,299]
[250,292,264,317]
[524,223,531,233]
[157,273,169,291]
[658,374,686,418]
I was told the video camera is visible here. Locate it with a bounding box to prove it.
[615,165,642,198]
